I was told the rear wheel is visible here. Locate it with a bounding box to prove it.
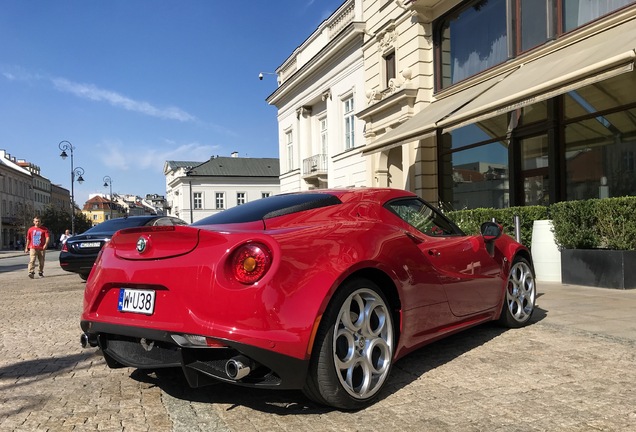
[499,257,536,328]
[303,278,394,410]
[79,273,90,281]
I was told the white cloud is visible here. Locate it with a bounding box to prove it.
[98,140,220,172]
[2,68,196,122]
[52,77,196,122]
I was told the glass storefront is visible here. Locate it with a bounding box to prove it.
[520,134,550,206]
[439,119,510,210]
[438,71,636,209]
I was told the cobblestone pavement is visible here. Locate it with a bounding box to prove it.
[1,257,635,431]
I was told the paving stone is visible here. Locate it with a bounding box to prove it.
[1,259,636,431]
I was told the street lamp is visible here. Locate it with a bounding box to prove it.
[58,140,85,234]
[103,176,113,220]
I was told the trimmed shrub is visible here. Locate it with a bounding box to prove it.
[594,197,636,250]
[539,197,636,250]
[549,200,600,249]
[446,206,548,247]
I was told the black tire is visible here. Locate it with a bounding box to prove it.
[303,278,394,410]
[79,273,89,281]
[498,257,536,328]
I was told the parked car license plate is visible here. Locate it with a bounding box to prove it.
[80,242,101,248]
[118,289,155,315]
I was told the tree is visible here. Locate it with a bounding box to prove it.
[74,212,92,234]
[41,205,71,245]
[42,205,93,243]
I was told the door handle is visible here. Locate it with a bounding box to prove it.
[428,249,441,257]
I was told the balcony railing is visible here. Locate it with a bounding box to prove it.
[303,154,328,175]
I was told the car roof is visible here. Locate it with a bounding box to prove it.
[193,188,416,226]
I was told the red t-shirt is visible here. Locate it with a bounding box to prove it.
[27,226,50,250]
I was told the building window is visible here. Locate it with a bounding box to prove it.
[193,192,202,209]
[563,0,634,32]
[384,51,396,88]
[344,97,355,150]
[215,192,225,209]
[262,192,271,199]
[436,0,634,89]
[237,192,246,206]
[320,117,328,155]
[437,0,509,88]
[519,0,553,53]
[286,130,294,172]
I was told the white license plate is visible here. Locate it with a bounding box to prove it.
[80,242,101,248]
[118,289,155,315]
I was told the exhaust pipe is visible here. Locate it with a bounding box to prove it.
[80,333,98,348]
[225,355,254,380]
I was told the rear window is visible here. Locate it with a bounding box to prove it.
[193,193,341,225]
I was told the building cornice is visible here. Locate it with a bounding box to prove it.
[267,22,365,106]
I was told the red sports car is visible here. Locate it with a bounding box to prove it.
[80,188,536,410]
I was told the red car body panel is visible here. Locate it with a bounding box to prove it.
[81,188,530,390]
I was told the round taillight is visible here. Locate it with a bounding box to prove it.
[231,243,271,284]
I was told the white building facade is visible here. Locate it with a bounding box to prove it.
[164,155,280,224]
[267,0,368,192]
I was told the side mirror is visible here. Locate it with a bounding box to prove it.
[480,221,502,243]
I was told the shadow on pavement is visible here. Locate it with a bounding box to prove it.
[126,306,548,414]
[0,352,98,380]
[0,264,28,273]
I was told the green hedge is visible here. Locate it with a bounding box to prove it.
[550,197,636,250]
[445,196,636,250]
[446,206,548,247]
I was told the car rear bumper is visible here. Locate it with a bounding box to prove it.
[80,320,309,390]
[59,254,96,275]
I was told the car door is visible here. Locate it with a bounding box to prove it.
[385,198,502,317]
[418,234,502,316]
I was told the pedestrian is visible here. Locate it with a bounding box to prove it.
[59,229,71,248]
[25,216,50,279]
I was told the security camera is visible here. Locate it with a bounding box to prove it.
[258,73,263,80]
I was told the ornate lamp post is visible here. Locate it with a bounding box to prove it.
[58,141,85,234]
[103,175,113,220]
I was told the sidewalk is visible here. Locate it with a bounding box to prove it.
[535,280,636,342]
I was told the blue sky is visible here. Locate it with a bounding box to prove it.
[0,0,344,203]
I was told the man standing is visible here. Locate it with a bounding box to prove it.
[25,216,50,279]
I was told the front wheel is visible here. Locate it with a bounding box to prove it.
[303,278,395,410]
[499,257,536,328]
